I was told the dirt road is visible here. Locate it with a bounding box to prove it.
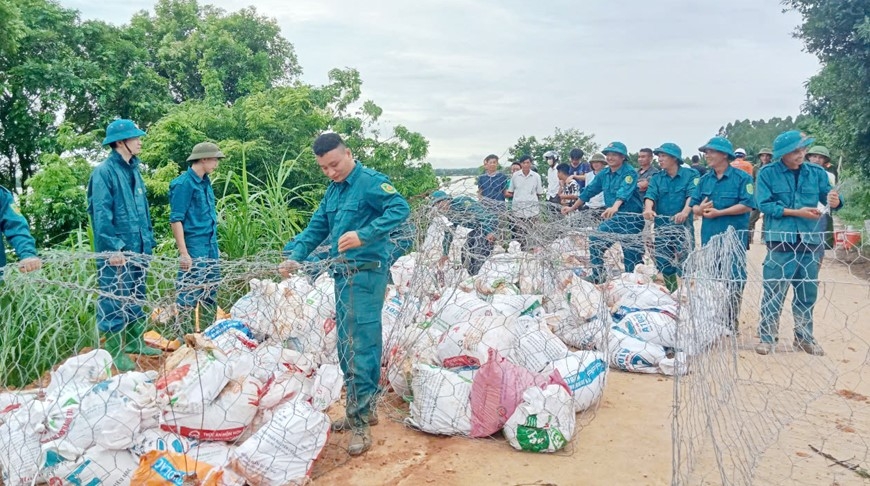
[312,241,867,485]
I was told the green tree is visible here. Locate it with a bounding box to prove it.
[508,128,599,173]
[715,116,808,160]
[129,0,300,105]
[141,68,436,205]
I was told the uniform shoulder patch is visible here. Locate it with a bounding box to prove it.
[694,177,700,186]
[746,183,754,195]
[624,175,633,184]
[381,182,397,194]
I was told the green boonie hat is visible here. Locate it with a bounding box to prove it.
[807,145,831,160]
[653,142,682,161]
[589,152,606,163]
[601,141,629,158]
[186,142,225,162]
[102,119,146,146]
[757,147,773,156]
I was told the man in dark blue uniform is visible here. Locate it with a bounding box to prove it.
[87,119,161,371]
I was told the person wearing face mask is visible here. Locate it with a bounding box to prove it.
[87,119,162,372]
[169,142,225,335]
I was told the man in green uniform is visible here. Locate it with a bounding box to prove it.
[87,119,161,371]
[1,186,42,283]
[562,141,644,283]
[279,133,410,456]
[169,142,224,334]
[643,143,698,292]
[755,131,843,356]
[690,136,756,333]
[430,190,498,275]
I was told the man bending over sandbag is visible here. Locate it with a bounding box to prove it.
[280,133,410,455]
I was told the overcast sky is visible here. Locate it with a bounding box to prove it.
[63,0,820,168]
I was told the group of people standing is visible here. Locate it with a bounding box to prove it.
[0,119,846,457]
[432,131,842,358]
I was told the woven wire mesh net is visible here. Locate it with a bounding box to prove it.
[1,195,868,485]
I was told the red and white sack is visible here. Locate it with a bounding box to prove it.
[156,343,232,413]
[470,348,568,438]
[229,400,330,486]
[543,351,608,412]
[43,371,160,457]
[161,376,263,442]
[503,383,575,453]
[0,401,46,485]
[436,315,518,369]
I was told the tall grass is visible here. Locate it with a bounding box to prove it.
[0,152,323,388]
[215,150,318,260]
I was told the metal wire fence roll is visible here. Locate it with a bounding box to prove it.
[0,196,868,485]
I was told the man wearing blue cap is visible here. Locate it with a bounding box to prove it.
[754,131,843,356]
[562,141,644,283]
[643,143,698,292]
[691,136,756,333]
[87,119,161,371]
[431,190,498,275]
[279,133,410,456]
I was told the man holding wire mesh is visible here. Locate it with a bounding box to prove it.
[87,119,161,372]
[754,130,843,356]
[279,132,410,456]
[0,186,42,283]
[561,141,644,284]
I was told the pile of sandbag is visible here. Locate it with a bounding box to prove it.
[0,293,343,486]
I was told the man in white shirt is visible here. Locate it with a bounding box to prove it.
[505,155,544,249]
[544,151,561,214]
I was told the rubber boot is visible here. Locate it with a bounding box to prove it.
[123,322,163,356]
[104,331,136,372]
[663,274,679,293]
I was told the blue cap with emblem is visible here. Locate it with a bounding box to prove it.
[102,119,146,146]
[601,141,629,158]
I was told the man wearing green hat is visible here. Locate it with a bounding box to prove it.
[562,141,644,283]
[748,148,773,244]
[643,143,699,292]
[87,119,161,371]
[279,133,410,456]
[690,136,756,333]
[430,190,498,275]
[807,145,837,250]
[755,131,843,356]
[170,142,224,332]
